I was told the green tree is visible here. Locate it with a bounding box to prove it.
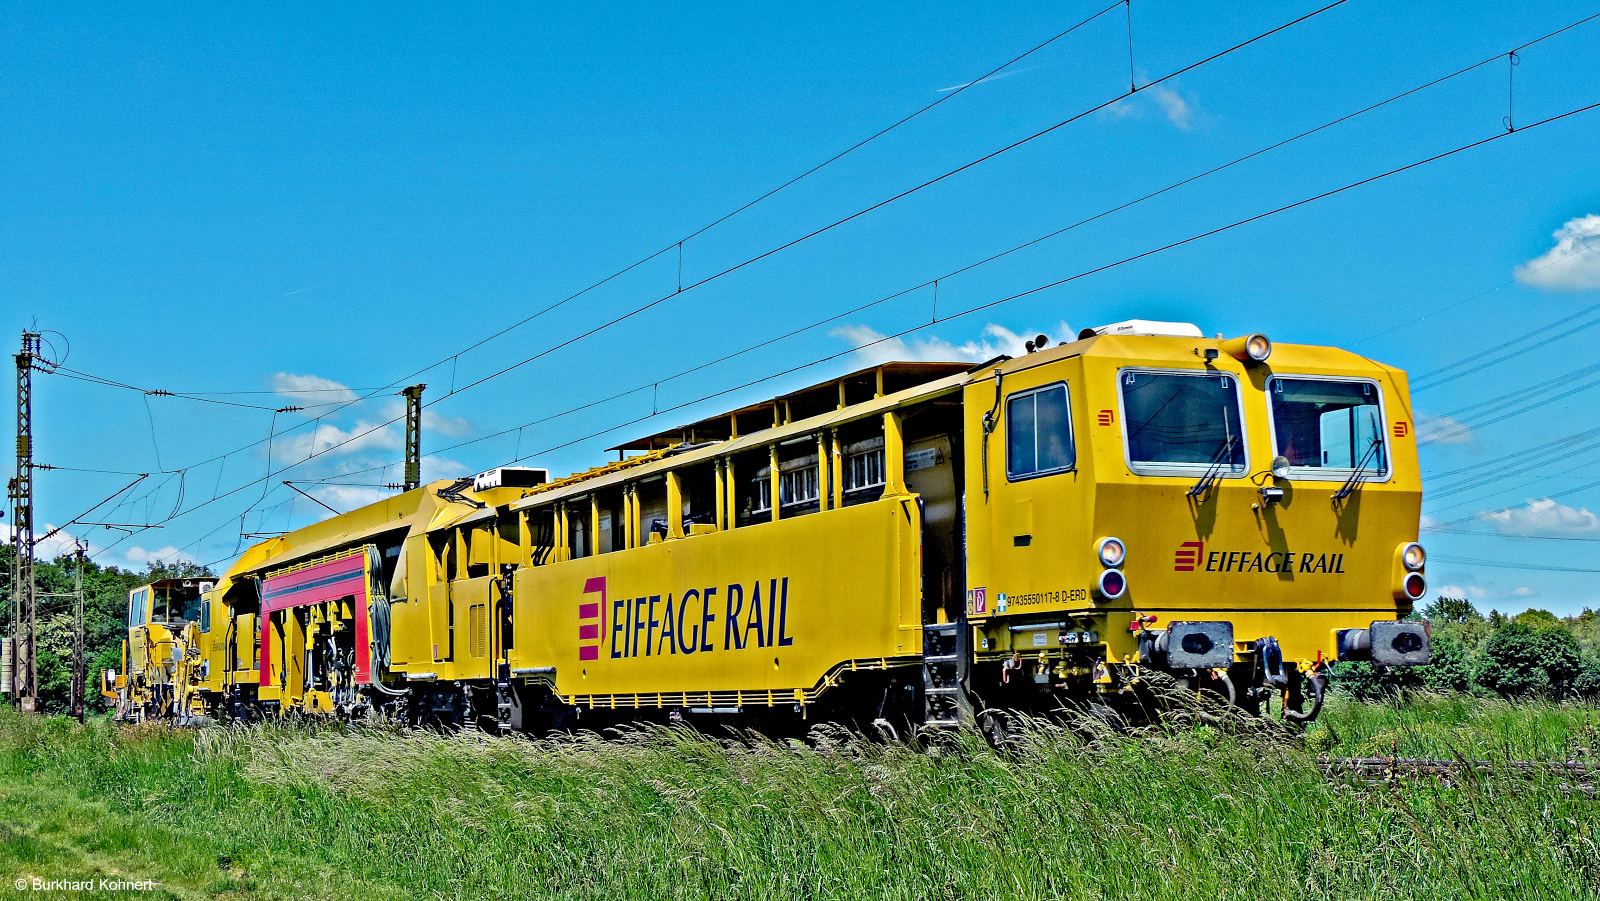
[1476,621,1585,699]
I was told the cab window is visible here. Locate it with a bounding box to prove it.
[1120,370,1246,475]
[128,588,148,627]
[1268,377,1387,477]
[1007,383,1074,479]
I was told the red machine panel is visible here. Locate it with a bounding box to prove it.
[259,552,372,686]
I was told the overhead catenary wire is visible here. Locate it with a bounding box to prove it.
[120,93,1600,565]
[476,99,1600,483]
[323,13,1600,486]
[159,2,1141,481]
[21,4,1169,511]
[88,0,1368,552]
[1430,554,1600,574]
[75,10,1600,566]
[430,0,1357,412]
[1423,528,1600,543]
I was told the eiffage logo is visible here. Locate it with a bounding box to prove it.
[1173,541,1204,572]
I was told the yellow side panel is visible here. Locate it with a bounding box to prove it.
[428,582,452,662]
[451,576,494,679]
[514,497,921,699]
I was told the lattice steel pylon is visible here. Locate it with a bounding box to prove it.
[11,331,39,712]
[401,384,425,491]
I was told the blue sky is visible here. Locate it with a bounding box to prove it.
[4,1,1599,615]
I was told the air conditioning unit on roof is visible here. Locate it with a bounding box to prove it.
[1078,320,1204,340]
[473,467,550,492]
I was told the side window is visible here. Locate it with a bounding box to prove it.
[1007,383,1075,479]
[200,600,212,633]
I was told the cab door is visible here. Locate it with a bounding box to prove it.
[127,587,151,675]
[964,357,1093,619]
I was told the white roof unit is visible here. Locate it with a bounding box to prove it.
[472,467,549,493]
[1078,319,1205,340]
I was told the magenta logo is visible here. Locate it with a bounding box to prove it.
[579,577,605,661]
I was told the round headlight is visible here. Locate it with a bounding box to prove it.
[1403,572,1426,600]
[1097,537,1126,568]
[1402,542,1425,572]
[1097,568,1127,600]
[1246,334,1272,362]
[1271,455,1291,480]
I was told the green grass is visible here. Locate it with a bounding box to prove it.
[0,695,1596,900]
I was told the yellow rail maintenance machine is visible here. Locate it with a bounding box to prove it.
[109,321,1431,732]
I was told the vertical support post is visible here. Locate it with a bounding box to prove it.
[13,331,38,712]
[875,367,885,399]
[884,411,907,497]
[726,456,737,528]
[622,486,634,549]
[666,471,684,539]
[713,459,726,531]
[400,384,425,492]
[830,430,843,510]
[630,486,641,547]
[590,495,601,554]
[768,445,781,523]
[816,433,829,511]
[72,542,85,722]
[556,504,569,562]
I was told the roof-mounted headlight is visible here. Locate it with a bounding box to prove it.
[1220,333,1272,363]
[1097,537,1126,568]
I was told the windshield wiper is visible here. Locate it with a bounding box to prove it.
[1333,412,1385,502]
[1187,432,1239,499]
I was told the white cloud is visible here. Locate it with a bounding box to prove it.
[2,524,100,562]
[832,322,1075,366]
[377,398,472,439]
[272,420,403,461]
[1149,86,1192,130]
[1417,413,1472,445]
[1515,214,1600,291]
[936,65,1037,94]
[421,454,469,483]
[1101,84,1197,130]
[1483,498,1600,536]
[272,372,359,405]
[422,409,472,437]
[296,454,471,520]
[310,484,388,512]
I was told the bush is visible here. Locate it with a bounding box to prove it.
[1476,621,1585,699]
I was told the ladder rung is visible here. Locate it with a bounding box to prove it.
[925,686,961,695]
[923,654,960,665]
[923,623,960,634]
[924,718,962,728]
